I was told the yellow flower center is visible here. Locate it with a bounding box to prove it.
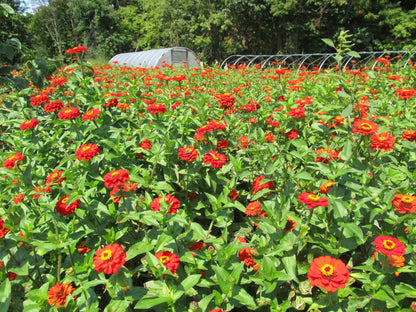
[65,109,72,114]
[308,194,320,202]
[382,239,396,250]
[8,156,16,161]
[100,250,112,261]
[402,196,414,203]
[185,148,193,153]
[82,146,91,152]
[87,110,94,115]
[320,264,334,277]
[111,171,119,176]
[211,154,219,160]
[379,136,386,141]
[159,256,170,264]
[361,123,372,131]
[25,120,32,124]
[62,198,68,204]
[51,173,58,178]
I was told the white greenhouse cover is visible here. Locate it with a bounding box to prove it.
[109,47,200,68]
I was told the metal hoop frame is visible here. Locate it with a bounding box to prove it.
[220,51,416,71]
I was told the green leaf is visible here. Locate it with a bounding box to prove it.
[322,38,335,48]
[341,222,364,244]
[104,299,132,312]
[134,297,171,309]
[339,140,353,161]
[126,240,154,261]
[0,279,11,312]
[231,286,256,307]
[332,198,348,219]
[179,274,201,294]
[347,51,360,58]
[395,283,416,298]
[197,293,215,311]
[212,265,232,295]
[341,104,353,117]
[282,254,298,282]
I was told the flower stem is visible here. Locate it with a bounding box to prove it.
[327,290,339,306]
[50,212,62,283]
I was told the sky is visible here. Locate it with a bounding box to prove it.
[21,0,38,14]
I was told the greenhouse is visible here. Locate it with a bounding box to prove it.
[109,47,201,68]
[221,50,416,72]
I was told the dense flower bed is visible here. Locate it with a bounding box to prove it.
[1,51,416,311]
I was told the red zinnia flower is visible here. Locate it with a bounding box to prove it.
[93,243,126,274]
[20,119,39,131]
[238,136,253,149]
[172,74,186,81]
[245,201,262,216]
[402,130,416,142]
[65,45,87,54]
[319,180,335,195]
[287,106,305,118]
[386,254,405,268]
[203,151,227,168]
[189,241,204,251]
[123,182,138,193]
[373,235,406,256]
[285,129,299,139]
[228,189,238,200]
[352,118,378,136]
[146,103,166,114]
[7,272,17,281]
[104,98,118,108]
[150,194,180,215]
[265,132,275,143]
[284,218,297,232]
[55,195,81,216]
[3,152,25,169]
[215,93,235,109]
[103,169,130,189]
[315,148,340,163]
[76,143,100,161]
[392,194,416,214]
[30,92,49,107]
[32,184,51,199]
[238,247,259,269]
[395,88,416,100]
[58,107,80,120]
[178,146,199,162]
[47,282,75,307]
[13,193,25,204]
[308,256,349,292]
[155,250,180,274]
[139,139,153,150]
[45,170,66,185]
[0,218,9,238]
[82,108,102,121]
[252,176,274,195]
[77,240,90,254]
[216,139,229,150]
[50,77,67,86]
[44,100,64,113]
[298,192,329,209]
[370,132,396,151]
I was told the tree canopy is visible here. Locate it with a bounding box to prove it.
[1,0,416,64]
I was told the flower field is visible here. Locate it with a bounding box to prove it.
[2,50,416,311]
